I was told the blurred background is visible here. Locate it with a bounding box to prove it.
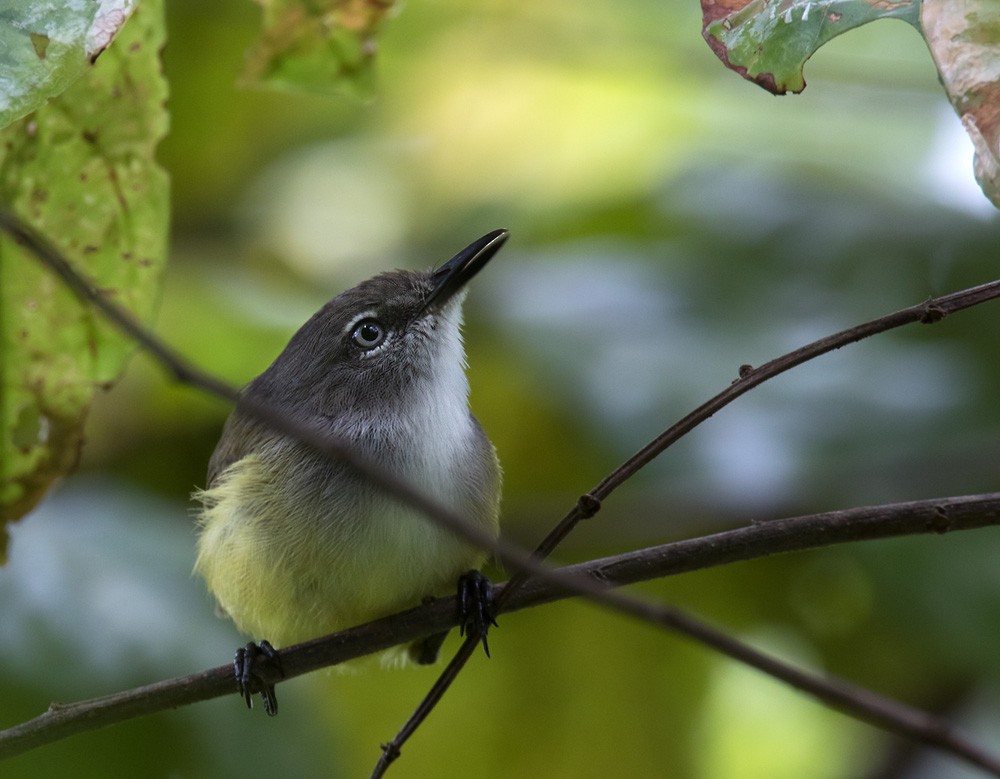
[4,1,1000,777]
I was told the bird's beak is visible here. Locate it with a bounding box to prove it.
[420,229,509,314]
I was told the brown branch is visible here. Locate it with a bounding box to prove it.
[374,275,1000,771]
[4,211,833,737]
[2,492,1000,772]
[6,209,1000,776]
[520,280,997,591]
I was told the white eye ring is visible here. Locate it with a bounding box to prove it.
[351,319,386,350]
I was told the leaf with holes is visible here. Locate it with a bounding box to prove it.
[0,0,168,554]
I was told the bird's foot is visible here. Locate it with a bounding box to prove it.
[234,640,283,716]
[457,570,498,657]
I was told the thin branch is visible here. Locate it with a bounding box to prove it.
[0,209,671,626]
[6,209,1000,776]
[2,211,831,728]
[372,637,480,776]
[375,276,1000,768]
[3,492,1000,771]
[517,281,997,594]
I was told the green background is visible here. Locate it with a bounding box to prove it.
[3,1,1000,777]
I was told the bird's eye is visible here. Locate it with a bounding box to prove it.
[351,319,386,350]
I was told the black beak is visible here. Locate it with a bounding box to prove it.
[420,229,509,314]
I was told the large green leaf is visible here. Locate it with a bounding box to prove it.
[701,0,920,94]
[0,0,168,554]
[242,0,397,99]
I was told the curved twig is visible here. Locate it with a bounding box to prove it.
[374,277,1000,771]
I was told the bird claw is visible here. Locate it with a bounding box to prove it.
[457,570,498,657]
[234,640,283,716]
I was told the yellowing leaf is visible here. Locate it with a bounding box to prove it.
[922,1,1000,208]
[0,0,168,553]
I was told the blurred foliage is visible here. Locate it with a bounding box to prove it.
[3,0,1000,778]
[242,0,395,98]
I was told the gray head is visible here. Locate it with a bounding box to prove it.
[244,229,509,418]
[208,229,508,483]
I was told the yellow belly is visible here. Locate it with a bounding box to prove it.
[193,452,497,652]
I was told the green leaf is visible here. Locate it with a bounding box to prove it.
[0,1,137,129]
[922,1,1000,209]
[0,0,169,551]
[242,0,397,100]
[702,0,920,94]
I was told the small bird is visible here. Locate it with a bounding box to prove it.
[193,230,508,714]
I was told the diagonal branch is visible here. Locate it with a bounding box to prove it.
[5,209,1000,776]
[374,274,1000,771]
[2,492,1000,769]
[516,280,996,594]
[0,209,670,624]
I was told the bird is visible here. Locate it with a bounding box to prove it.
[193,229,508,714]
